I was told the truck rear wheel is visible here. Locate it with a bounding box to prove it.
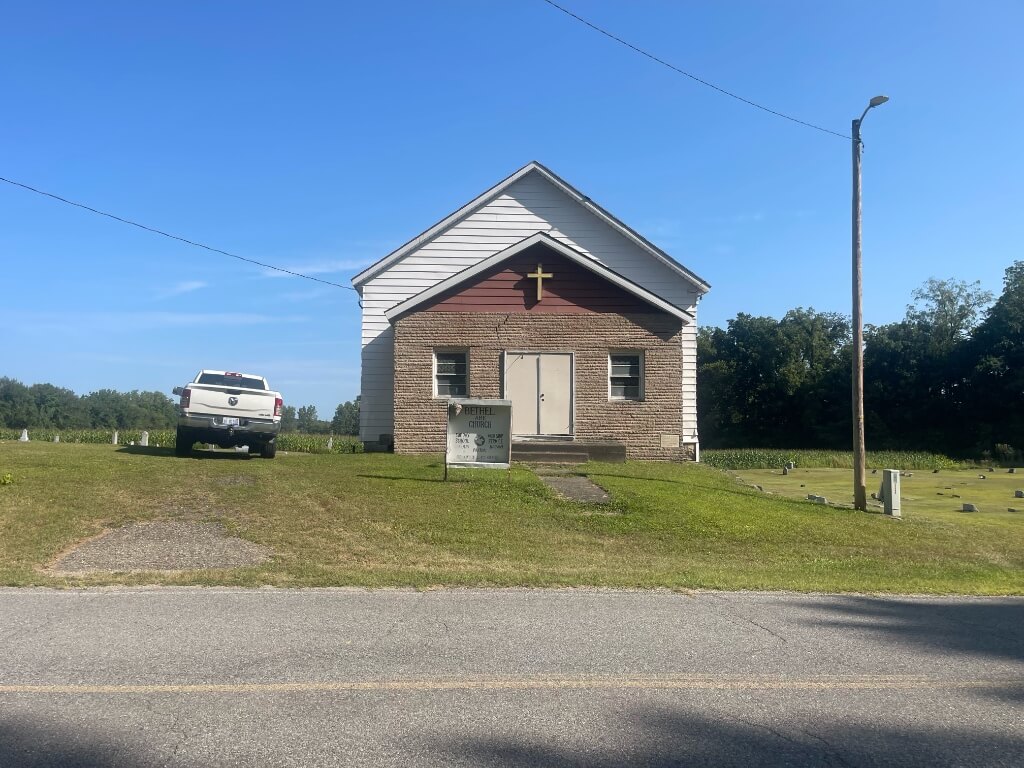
[260,440,277,459]
[174,428,194,457]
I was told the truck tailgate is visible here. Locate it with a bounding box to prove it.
[187,385,277,419]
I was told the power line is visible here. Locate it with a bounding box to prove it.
[0,175,357,291]
[540,0,851,141]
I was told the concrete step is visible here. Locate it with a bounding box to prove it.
[512,451,588,465]
[511,440,626,464]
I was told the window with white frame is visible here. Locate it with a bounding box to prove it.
[609,352,643,400]
[435,351,468,397]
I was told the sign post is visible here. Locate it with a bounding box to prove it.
[445,399,512,478]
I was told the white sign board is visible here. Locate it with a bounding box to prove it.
[446,399,512,469]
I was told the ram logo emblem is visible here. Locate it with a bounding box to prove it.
[228,397,239,406]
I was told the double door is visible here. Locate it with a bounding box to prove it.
[503,352,573,437]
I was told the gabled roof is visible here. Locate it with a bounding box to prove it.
[384,233,694,324]
[352,160,711,293]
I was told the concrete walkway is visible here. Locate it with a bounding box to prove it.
[535,471,610,504]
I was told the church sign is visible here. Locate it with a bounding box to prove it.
[445,399,512,471]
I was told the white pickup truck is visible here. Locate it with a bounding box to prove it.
[173,370,283,458]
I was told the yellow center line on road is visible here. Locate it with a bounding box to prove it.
[2,675,1022,695]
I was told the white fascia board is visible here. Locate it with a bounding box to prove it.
[530,162,711,294]
[351,161,711,294]
[351,163,540,288]
[384,233,694,324]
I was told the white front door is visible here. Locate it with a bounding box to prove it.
[503,352,573,437]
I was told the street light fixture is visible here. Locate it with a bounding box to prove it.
[852,94,888,511]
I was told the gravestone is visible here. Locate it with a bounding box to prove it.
[785,461,795,470]
[1014,490,1023,499]
[19,429,29,442]
[112,431,119,446]
[1009,468,1017,474]
[327,437,334,450]
[53,435,60,443]
[782,465,790,475]
[881,469,901,518]
[140,431,149,447]
[962,503,979,512]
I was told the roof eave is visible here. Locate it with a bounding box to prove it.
[351,162,543,288]
[351,161,710,294]
[384,232,693,324]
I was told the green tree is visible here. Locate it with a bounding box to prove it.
[864,277,993,452]
[29,383,88,428]
[697,309,850,448]
[279,405,297,433]
[330,400,360,435]
[964,261,1024,452]
[296,405,319,433]
[83,389,129,428]
[0,378,37,429]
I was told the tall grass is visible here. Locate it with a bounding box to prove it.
[1,429,363,454]
[702,448,964,471]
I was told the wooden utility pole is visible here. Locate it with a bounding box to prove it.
[851,96,889,512]
[852,115,867,511]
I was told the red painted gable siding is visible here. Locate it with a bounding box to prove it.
[424,244,657,315]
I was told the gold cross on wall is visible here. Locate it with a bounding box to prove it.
[527,263,553,301]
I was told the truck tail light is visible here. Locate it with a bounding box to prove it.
[180,388,191,409]
[274,397,283,417]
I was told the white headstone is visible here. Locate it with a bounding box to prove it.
[140,431,149,447]
[112,430,119,445]
[882,469,901,517]
[19,429,29,442]
[327,437,334,450]
[53,435,60,443]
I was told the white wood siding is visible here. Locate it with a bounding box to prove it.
[359,171,702,444]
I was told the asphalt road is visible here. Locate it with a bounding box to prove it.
[1,588,1022,767]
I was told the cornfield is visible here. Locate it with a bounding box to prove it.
[701,448,964,471]
[1,429,363,454]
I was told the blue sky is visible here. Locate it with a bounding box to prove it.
[3,1,1022,417]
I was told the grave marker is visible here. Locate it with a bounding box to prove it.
[881,469,901,518]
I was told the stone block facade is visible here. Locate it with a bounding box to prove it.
[393,310,695,461]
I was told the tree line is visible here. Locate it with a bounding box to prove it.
[698,260,1023,461]
[278,401,359,435]
[0,379,361,437]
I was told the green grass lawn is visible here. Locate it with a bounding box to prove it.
[1,441,1022,593]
